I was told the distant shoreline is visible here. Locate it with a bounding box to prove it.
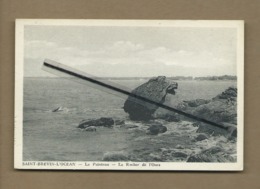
[24,75,237,81]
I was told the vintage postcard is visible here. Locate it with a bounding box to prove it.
[15,19,244,170]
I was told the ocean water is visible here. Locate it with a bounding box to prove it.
[23,78,236,161]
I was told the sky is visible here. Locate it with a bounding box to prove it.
[24,25,237,77]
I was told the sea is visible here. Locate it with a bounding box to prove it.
[23,77,236,161]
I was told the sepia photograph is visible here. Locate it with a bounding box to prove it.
[15,19,244,170]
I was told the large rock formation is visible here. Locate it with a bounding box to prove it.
[177,87,237,137]
[177,87,237,124]
[123,76,178,120]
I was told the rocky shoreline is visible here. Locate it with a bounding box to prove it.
[76,76,238,162]
[77,116,236,162]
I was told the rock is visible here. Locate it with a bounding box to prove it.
[114,119,125,125]
[154,113,180,122]
[148,153,162,161]
[196,122,237,138]
[194,101,236,124]
[123,76,178,120]
[176,87,237,138]
[172,152,188,158]
[226,124,237,138]
[102,151,129,161]
[120,124,139,129]
[84,126,97,132]
[52,106,68,112]
[147,123,167,135]
[194,133,208,141]
[192,122,200,127]
[177,87,237,124]
[52,106,63,112]
[183,99,210,107]
[214,87,237,100]
[78,117,114,128]
[175,144,185,149]
[187,146,235,162]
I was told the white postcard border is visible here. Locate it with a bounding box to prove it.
[15,19,244,171]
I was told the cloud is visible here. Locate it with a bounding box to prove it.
[109,41,144,52]
[25,40,57,59]
[24,40,235,77]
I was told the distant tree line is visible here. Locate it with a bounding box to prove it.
[168,75,237,81]
[169,76,193,80]
[194,75,237,81]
